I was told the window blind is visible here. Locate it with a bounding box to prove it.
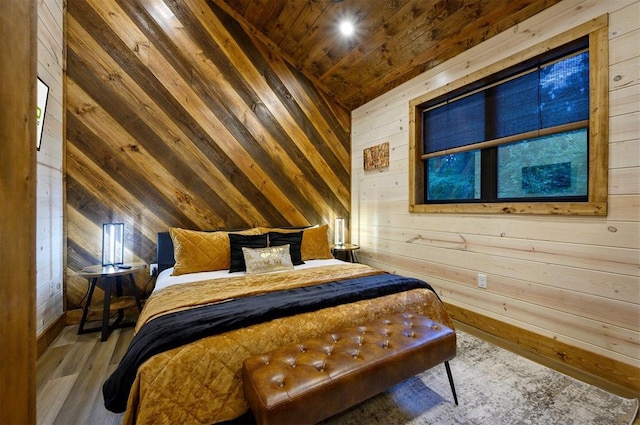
[422,50,589,155]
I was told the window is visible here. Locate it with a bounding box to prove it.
[409,19,608,216]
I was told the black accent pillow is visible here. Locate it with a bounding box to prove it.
[229,233,268,273]
[268,231,304,266]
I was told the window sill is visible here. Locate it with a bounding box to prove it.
[409,202,607,216]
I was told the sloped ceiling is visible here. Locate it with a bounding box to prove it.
[212,0,563,110]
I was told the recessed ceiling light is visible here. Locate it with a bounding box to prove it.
[339,20,354,36]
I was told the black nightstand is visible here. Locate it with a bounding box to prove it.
[331,244,360,263]
[77,263,145,341]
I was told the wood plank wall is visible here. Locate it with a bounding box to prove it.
[351,0,640,393]
[37,0,65,337]
[65,0,350,311]
[1,1,37,423]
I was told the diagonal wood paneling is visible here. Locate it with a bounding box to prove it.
[65,0,350,310]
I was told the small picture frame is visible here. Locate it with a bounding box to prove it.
[363,142,389,171]
[36,77,49,151]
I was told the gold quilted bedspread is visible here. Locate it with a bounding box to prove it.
[123,264,453,425]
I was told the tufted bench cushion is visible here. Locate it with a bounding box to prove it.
[242,313,457,425]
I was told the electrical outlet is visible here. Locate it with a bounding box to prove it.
[477,273,487,289]
[150,263,158,276]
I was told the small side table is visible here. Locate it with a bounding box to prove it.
[332,244,360,263]
[77,263,145,341]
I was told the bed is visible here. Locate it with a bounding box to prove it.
[103,226,453,425]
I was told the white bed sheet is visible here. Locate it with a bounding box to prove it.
[154,258,346,293]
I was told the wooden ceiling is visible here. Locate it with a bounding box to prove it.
[211,0,562,110]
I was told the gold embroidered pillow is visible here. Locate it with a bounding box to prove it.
[242,245,294,275]
[170,227,269,275]
[169,228,230,275]
[301,224,333,260]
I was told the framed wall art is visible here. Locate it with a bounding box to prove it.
[363,142,389,171]
[36,77,49,151]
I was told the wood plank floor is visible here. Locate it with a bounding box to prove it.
[38,322,639,425]
[37,324,132,425]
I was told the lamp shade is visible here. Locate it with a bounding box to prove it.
[102,223,124,266]
[334,218,345,246]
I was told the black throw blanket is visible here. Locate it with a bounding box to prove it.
[103,273,436,412]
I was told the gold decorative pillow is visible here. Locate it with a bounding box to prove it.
[254,225,333,260]
[301,224,333,260]
[242,245,294,275]
[169,227,268,275]
[169,228,231,275]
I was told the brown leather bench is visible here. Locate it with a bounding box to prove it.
[243,313,458,425]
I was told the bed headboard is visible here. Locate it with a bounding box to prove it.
[156,226,312,274]
[156,232,175,273]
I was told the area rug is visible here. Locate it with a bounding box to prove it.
[320,330,638,425]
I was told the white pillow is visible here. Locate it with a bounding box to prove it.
[242,244,294,275]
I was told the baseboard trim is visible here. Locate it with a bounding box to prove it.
[445,302,639,398]
[36,314,66,358]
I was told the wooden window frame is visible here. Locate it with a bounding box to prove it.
[409,16,609,216]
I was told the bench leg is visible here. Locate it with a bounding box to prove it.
[444,361,458,405]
